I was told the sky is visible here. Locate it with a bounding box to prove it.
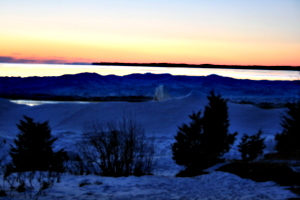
[0,0,299,66]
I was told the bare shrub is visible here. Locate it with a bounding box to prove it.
[1,170,57,199]
[77,117,154,177]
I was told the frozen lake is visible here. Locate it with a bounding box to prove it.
[1,63,299,80]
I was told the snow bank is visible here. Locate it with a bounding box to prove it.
[1,172,295,200]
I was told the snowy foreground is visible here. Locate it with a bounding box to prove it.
[0,73,299,199]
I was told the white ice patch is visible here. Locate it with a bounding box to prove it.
[154,85,170,101]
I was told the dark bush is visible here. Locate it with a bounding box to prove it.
[238,130,265,162]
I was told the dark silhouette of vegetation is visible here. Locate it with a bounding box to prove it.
[217,101,300,196]
[238,130,265,162]
[10,116,67,172]
[275,102,300,156]
[172,91,237,176]
[77,117,154,177]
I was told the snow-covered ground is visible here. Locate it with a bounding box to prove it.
[0,73,299,199]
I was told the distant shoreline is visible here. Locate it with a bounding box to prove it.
[92,62,300,71]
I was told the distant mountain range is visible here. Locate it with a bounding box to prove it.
[92,63,300,71]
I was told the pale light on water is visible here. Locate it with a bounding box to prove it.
[0,63,299,81]
[11,99,91,106]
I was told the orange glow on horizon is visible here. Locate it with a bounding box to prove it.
[1,33,299,66]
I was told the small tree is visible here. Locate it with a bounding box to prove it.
[238,130,266,162]
[10,116,66,172]
[172,111,203,168]
[275,102,300,155]
[201,90,237,163]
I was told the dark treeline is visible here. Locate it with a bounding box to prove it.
[92,62,300,71]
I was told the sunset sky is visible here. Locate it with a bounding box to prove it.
[0,0,299,66]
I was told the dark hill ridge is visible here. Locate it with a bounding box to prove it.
[0,73,299,106]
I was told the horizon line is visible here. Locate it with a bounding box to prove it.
[1,61,300,68]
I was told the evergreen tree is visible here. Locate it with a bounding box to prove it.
[172,111,203,168]
[275,102,300,155]
[201,90,237,163]
[172,91,237,174]
[10,116,66,172]
[238,130,265,162]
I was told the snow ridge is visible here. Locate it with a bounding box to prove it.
[0,73,299,105]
